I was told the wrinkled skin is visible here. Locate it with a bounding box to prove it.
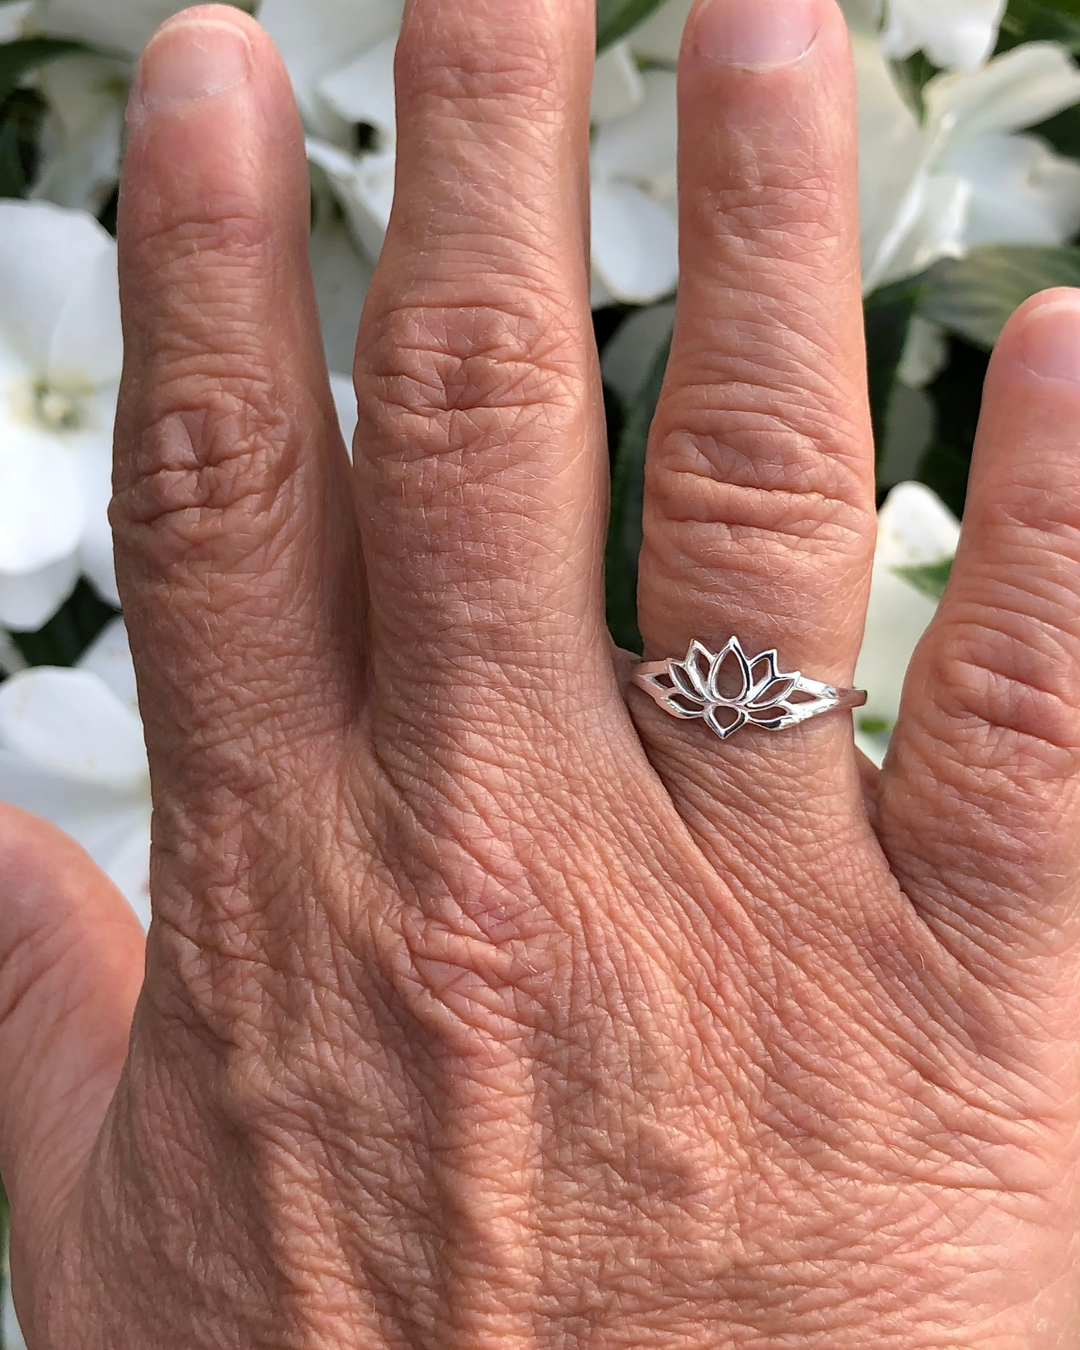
[3,0,1080,1345]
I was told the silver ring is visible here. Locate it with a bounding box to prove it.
[633,638,867,741]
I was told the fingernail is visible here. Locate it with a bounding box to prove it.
[1018,299,1080,383]
[132,17,252,116]
[691,0,821,67]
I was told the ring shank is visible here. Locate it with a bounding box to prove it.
[831,688,868,711]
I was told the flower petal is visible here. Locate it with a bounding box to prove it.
[0,749,149,913]
[592,42,643,124]
[0,668,147,787]
[31,57,126,214]
[99,805,152,929]
[310,185,375,373]
[592,70,678,196]
[0,553,79,631]
[71,423,120,606]
[590,180,678,305]
[745,707,792,729]
[78,616,137,711]
[260,0,403,140]
[708,639,752,705]
[747,676,799,710]
[330,371,358,450]
[600,299,676,407]
[0,1,31,41]
[854,482,959,728]
[679,640,715,698]
[30,0,201,52]
[0,201,115,371]
[318,35,399,139]
[947,132,1080,248]
[47,230,122,387]
[925,44,1080,148]
[880,0,1005,71]
[0,430,84,572]
[705,705,746,740]
[2,1276,25,1350]
[308,137,396,260]
[664,691,708,719]
[745,651,780,701]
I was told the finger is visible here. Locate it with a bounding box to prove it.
[113,8,362,795]
[632,0,876,862]
[879,291,1080,965]
[0,809,143,1266]
[352,0,612,735]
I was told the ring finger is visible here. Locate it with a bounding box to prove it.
[633,0,878,874]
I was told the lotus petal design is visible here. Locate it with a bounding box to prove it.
[636,638,840,741]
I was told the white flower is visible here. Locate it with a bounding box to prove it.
[881,0,1006,71]
[23,1,251,212]
[258,0,402,144]
[0,0,32,42]
[0,618,151,928]
[0,203,122,631]
[30,55,128,214]
[591,69,679,304]
[854,482,960,765]
[26,0,244,55]
[3,1279,26,1350]
[0,630,27,678]
[265,0,687,305]
[858,40,1080,290]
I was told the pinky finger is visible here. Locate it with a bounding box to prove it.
[878,290,1080,966]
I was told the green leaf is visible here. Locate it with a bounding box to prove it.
[606,328,671,653]
[596,0,669,52]
[0,117,23,197]
[998,0,1080,50]
[10,580,119,668]
[921,245,1080,351]
[0,38,91,106]
[916,336,990,518]
[893,558,954,600]
[864,277,924,465]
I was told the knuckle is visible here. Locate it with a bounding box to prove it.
[646,383,871,556]
[397,3,572,111]
[111,383,299,561]
[355,295,586,462]
[930,622,1080,773]
[133,191,274,281]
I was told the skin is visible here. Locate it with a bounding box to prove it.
[2,0,1080,1343]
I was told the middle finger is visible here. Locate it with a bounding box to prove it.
[352,0,614,751]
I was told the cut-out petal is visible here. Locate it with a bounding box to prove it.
[746,705,792,728]
[669,662,706,703]
[708,639,752,705]
[680,641,714,699]
[705,705,746,740]
[746,651,780,701]
[747,675,799,709]
[664,692,708,719]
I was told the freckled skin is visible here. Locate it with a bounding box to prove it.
[2,2,1080,1348]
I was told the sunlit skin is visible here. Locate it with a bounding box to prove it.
[3,0,1080,1344]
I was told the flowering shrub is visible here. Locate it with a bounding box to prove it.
[3,0,1080,1340]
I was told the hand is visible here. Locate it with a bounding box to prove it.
[3,0,1080,1344]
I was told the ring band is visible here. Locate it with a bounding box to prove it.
[633,638,867,741]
